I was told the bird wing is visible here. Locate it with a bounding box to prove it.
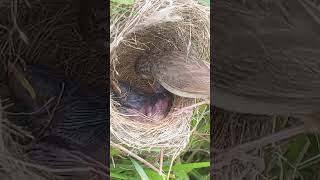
[152,52,210,98]
[53,96,107,148]
[213,0,320,114]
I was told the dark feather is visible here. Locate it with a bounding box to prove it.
[51,95,107,148]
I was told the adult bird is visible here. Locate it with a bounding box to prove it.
[135,50,210,99]
[212,0,320,128]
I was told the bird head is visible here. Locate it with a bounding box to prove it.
[135,58,153,80]
[7,63,37,108]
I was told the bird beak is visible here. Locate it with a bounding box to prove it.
[8,63,37,100]
[111,80,122,94]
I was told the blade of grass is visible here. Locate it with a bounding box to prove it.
[298,153,320,169]
[110,172,132,179]
[145,169,166,180]
[111,0,134,5]
[131,158,150,180]
[163,162,210,172]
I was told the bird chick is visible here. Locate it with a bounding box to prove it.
[6,63,108,179]
[6,63,107,148]
[7,63,65,112]
[49,94,107,149]
[135,50,210,99]
[5,63,66,137]
[112,81,172,122]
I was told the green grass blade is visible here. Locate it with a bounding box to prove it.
[110,172,132,179]
[198,0,210,7]
[130,158,150,180]
[298,153,320,169]
[145,169,166,180]
[163,162,210,172]
[111,0,134,5]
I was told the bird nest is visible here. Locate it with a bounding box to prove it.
[110,0,210,156]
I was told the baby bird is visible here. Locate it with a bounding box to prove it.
[7,63,107,146]
[5,63,108,179]
[112,81,172,122]
[135,50,210,99]
[7,63,65,112]
[6,63,67,136]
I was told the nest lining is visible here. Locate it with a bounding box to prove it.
[110,0,210,156]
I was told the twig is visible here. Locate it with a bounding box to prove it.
[0,98,5,152]
[4,97,55,115]
[0,98,3,124]
[172,100,210,115]
[111,141,161,173]
[38,82,65,139]
[167,148,180,180]
[111,156,116,168]
[0,153,108,178]
[159,148,164,174]
[213,125,306,168]
[23,0,31,8]
[2,121,34,140]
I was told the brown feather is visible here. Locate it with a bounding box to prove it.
[136,50,210,99]
[213,0,320,116]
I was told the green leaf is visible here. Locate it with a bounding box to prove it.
[110,172,132,179]
[197,0,210,7]
[130,158,150,180]
[175,170,189,180]
[298,153,320,169]
[190,169,207,180]
[111,0,134,5]
[145,169,166,180]
[163,162,210,173]
[284,135,310,165]
[173,162,210,171]
[111,147,121,156]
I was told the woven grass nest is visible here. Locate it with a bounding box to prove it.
[110,0,210,156]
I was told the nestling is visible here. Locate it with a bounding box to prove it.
[6,63,108,179]
[135,50,210,99]
[7,63,107,147]
[7,63,64,112]
[112,81,172,122]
